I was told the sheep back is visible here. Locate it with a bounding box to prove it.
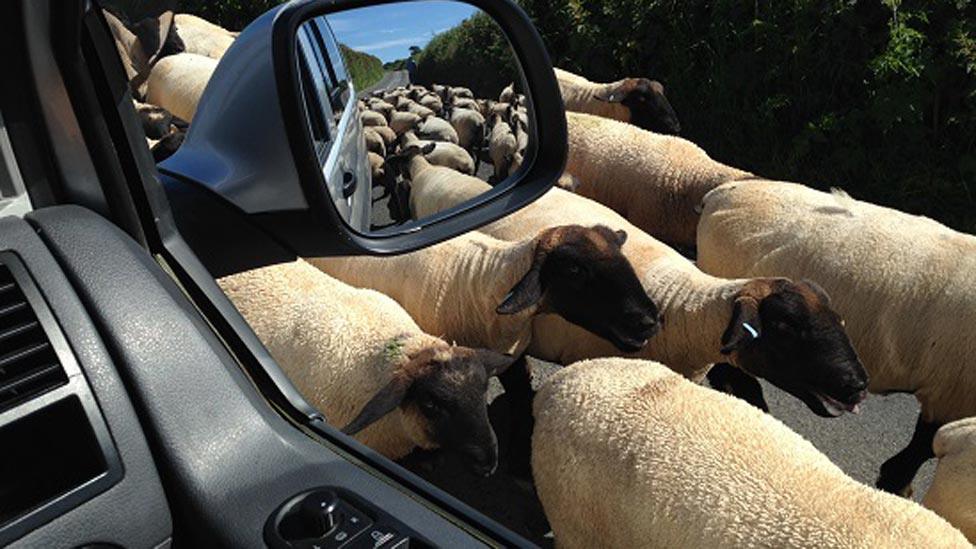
[923,417,976,542]
[697,179,976,424]
[533,358,971,549]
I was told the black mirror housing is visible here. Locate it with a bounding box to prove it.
[159,0,566,258]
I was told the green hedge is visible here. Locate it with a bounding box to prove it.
[340,44,384,91]
[520,0,976,232]
[413,12,520,99]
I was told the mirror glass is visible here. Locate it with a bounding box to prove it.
[296,1,532,234]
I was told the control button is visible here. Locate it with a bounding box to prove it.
[365,526,407,548]
[338,502,373,537]
[300,490,341,535]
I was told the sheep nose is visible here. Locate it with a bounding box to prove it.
[637,314,657,329]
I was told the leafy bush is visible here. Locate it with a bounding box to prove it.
[340,44,384,91]
[413,12,520,99]
[520,0,976,232]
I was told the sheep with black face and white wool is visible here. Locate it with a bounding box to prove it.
[554,67,681,134]
[172,13,236,60]
[399,132,475,175]
[411,178,868,418]
[448,106,486,154]
[923,417,976,542]
[397,99,436,119]
[562,112,751,250]
[218,259,513,476]
[418,93,444,115]
[697,178,976,496]
[363,127,386,157]
[488,113,518,182]
[533,358,970,549]
[416,115,459,144]
[311,222,660,359]
[145,52,218,123]
[360,110,388,128]
[366,98,395,121]
[104,9,177,98]
[389,111,422,136]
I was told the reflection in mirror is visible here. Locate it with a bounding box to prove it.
[296,1,531,234]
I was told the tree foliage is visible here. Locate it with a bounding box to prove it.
[413,12,520,99]
[339,44,384,91]
[520,0,976,232]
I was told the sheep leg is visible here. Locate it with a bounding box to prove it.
[706,363,769,413]
[876,413,939,497]
[497,354,534,479]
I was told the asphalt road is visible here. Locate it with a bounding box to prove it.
[360,70,409,98]
[401,358,936,546]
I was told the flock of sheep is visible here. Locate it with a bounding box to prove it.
[106,8,976,548]
[358,81,529,227]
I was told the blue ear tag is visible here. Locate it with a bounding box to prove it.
[742,322,759,339]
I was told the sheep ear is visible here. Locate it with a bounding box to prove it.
[801,279,832,306]
[496,264,543,315]
[341,374,411,435]
[614,229,628,246]
[720,297,762,355]
[477,349,517,377]
[594,85,625,103]
[421,142,436,154]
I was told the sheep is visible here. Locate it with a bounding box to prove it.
[400,132,475,175]
[360,110,388,128]
[370,124,398,147]
[312,224,658,360]
[149,128,185,163]
[363,127,386,157]
[418,93,444,114]
[697,178,976,495]
[104,9,176,97]
[144,52,217,123]
[532,358,971,549]
[923,417,976,542]
[398,100,435,119]
[410,178,868,417]
[562,112,751,249]
[367,151,387,185]
[172,13,236,60]
[450,86,474,99]
[389,111,422,135]
[488,113,518,182]
[499,82,515,103]
[416,116,459,144]
[453,97,481,112]
[449,107,486,152]
[554,67,681,134]
[217,259,513,476]
[133,99,173,139]
[367,98,395,121]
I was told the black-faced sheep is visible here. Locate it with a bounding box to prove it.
[554,67,681,134]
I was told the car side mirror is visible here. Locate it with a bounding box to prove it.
[159,0,566,257]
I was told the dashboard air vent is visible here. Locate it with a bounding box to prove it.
[0,262,66,412]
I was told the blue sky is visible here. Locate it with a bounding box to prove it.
[327,1,479,63]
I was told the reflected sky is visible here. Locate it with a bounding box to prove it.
[328,1,479,62]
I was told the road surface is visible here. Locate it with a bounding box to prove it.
[402,359,936,546]
[359,70,409,97]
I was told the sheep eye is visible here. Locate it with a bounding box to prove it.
[566,264,583,276]
[420,400,443,416]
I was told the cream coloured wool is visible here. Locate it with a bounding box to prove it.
[923,417,976,542]
[389,111,422,135]
[697,180,976,426]
[360,110,388,128]
[488,114,517,180]
[145,52,218,123]
[310,231,539,356]
[416,116,459,144]
[218,259,450,459]
[533,358,971,549]
[449,107,486,151]
[401,132,475,175]
[363,127,386,157]
[554,67,632,123]
[411,177,753,380]
[173,13,236,60]
[564,111,750,248]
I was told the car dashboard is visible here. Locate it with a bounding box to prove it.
[0,206,503,548]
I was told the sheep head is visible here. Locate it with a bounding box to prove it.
[594,78,681,135]
[497,224,661,353]
[342,342,513,477]
[720,278,868,418]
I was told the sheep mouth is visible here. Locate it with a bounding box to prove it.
[765,376,866,418]
[606,323,658,353]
